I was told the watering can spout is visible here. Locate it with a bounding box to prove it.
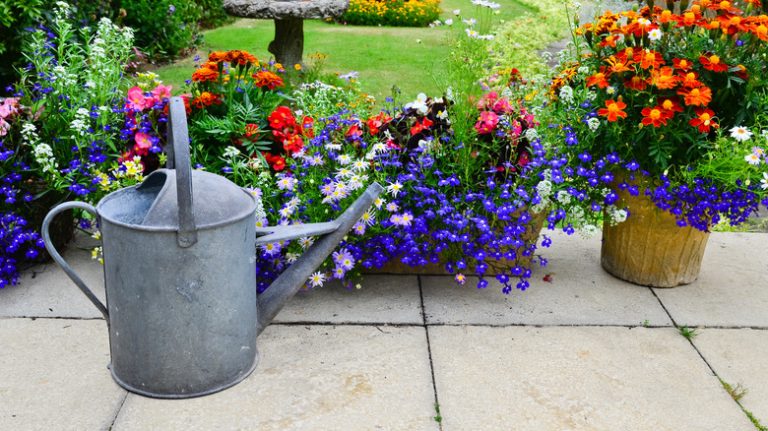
[255,182,384,334]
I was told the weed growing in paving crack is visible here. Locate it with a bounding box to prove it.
[433,402,442,423]
[719,379,767,431]
[678,326,698,340]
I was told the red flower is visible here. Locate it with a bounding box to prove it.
[641,106,670,127]
[689,108,718,133]
[624,75,649,91]
[282,134,304,155]
[263,152,286,171]
[366,112,392,135]
[410,117,434,136]
[699,54,728,72]
[672,58,693,71]
[301,116,315,138]
[346,123,363,141]
[268,106,296,129]
[244,123,259,138]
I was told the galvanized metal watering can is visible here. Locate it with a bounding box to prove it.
[42,97,383,399]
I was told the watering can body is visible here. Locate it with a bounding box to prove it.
[42,97,383,398]
[98,192,259,398]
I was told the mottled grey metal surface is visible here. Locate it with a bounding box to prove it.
[101,216,258,398]
[224,0,349,19]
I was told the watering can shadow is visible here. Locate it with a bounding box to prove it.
[42,97,383,399]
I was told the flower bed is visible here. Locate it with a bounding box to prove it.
[340,0,442,27]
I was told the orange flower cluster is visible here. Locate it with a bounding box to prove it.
[191,91,222,109]
[563,0,768,133]
[252,70,284,90]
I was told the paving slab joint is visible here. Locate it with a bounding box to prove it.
[418,275,443,431]
[107,391,129,430]
[650,287,763,429]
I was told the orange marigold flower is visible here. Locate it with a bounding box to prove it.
[605,55,632,74]
[600,35,620,48]
[191,91,222,109]
[658,9,676,24]
[660,97,684,114]
[624,75,649,91]
[678,85,713,106]
[244,123,260,138]
[689,108,718,133]
[650,67,680,90]
[679,11,700,27]
[252,70,284,90]
[679,71,702,88]
[641,106,670,127]
[201,61,219,70]
[226,50,257,66]
[191,67,219,82]
[735,64,749,80]
[208,51,228,62]
[750,22,768,41]
[634,49,664,69]
[586,70,610,88]
[673,58,693,71]
[597,99,628,122]
[699,54,728,72]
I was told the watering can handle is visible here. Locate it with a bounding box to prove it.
[166,97,197,248]
[42,202,109,320]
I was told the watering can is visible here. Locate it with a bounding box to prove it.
[42,97,383,399]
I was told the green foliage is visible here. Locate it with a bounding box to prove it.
[489,0,568,77]
[196,0,234,29]
[341,0,442,27]
[0,0,46,86]
[678,326,698,340]
[117,0,202,61]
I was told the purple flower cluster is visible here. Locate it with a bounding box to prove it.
[647,175,768,231]
[254,108,572,294]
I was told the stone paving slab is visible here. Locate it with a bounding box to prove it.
[112,325,437,431]
[694,328,768,427]
[422,232,672,326]
[653,232,768,327]
[429,326,753,431]
[274,275,423,324]
[0,318,125,431]
[0,247,106,319]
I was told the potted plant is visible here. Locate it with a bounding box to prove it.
[542,0,768,286]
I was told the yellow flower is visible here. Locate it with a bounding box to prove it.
[294,63,302,71]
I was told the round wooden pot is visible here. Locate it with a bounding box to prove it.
[601,177,709,288]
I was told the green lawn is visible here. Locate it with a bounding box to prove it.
[155,0,543,101]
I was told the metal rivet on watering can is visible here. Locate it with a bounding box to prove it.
[42,97,383,398]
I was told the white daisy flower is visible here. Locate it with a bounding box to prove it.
[731,126,753,142]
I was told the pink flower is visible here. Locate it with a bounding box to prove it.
[0,98,20,119]
[134,132,152,155]
[476,91,498,110]
[126,86,148,111]
[474,111,499,135]
[0,119,9,137]
[492,97,513,114]
[151,84,172,100]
